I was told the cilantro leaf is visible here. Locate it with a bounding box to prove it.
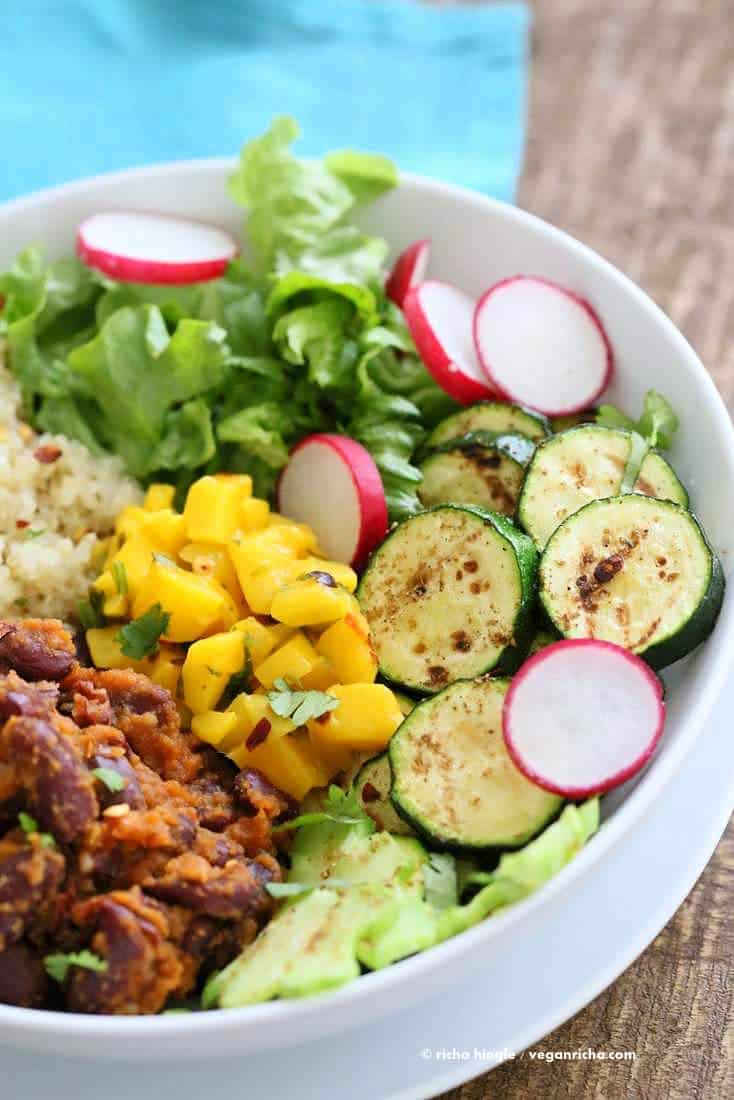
[77,589,105,630]
[18,811,39,834]
[273,784,367,833]
[422,853,458,910]
[18,811,56,848]
[219,652,253,710]
[116,604,170,660]
[92,767,126,793]
[111,560,128,595]
[595,404,637,433]
[596,389,679,449]
[267,678,340,726]
[44,950,108,983]
[636,390,679,449]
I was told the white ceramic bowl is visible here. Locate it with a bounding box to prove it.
[1,163,733,1061]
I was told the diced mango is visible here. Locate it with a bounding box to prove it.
[226,691,296,740]
[183,474,252,544]
[149,647,184,696]
[115,506,148,539]
[132,559,228,643]
[306,684,404,752]
[232,617,277,665]
[299,656,339,692]
[144,483,176,511]
[297,557,358,593]
[267,514,321,553]
[316,615,378,684]
[265,622,296,650]
[240,496,270,532]
[237,561,298,616]
[179,541,247,614]
[86,626,154,674]
[191,709,239,748]
[228,731,328,800]
[182,631,245,714]
[92,570,128,618]
[102,533,157,599]
[308,724,353,778]
[139,510,187,556]
[270,577,353,627]
[253,633,320,689]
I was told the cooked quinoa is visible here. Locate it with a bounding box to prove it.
[0,358,141,620]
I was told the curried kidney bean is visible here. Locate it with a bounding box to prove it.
[67,889,183,1015]
[233,767,296,820]
[1,717,99,843]
[0,941,48,1007]
[0,620,76,682]
[144,852,276,920]
[90,753,145,811]
[0,833,66,950]
[0,671,58,721]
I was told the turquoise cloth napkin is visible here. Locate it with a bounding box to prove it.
[0,0,529,202]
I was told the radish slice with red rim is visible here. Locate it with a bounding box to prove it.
[403,280,494,405]
[277,434,388,569]
[385,239,431,307]
[473,275,613,416]
[77,211,239,285]
[503,639,665,798]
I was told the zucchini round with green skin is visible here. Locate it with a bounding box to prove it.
[354,753,416,836]
[418,432,535,515]
[358,504,538,693]
[539,494,724,669]
[426,401,550,447]
[389,677,563,852]
[517,425,689,548]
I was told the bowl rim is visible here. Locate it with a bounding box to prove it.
[1,158,733,1044]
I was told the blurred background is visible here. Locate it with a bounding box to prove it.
[2,1,732,1097]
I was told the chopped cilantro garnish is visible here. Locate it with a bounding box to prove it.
[18,811,56,849]
[219,652,253,709]
[273,784,367,833]
[18,811,39,834]
[92,767,125,793]
[597,389,679,449]
[24,527,45,539]
[116,603,170,659]
[267,677,340,726]
[13,597,29,612]
[78,589,105,630]
[44,950,107,983]
[111,560,128,595]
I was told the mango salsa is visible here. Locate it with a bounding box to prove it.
[88,472,402,801]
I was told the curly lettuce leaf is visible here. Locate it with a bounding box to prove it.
[67,305,229,477]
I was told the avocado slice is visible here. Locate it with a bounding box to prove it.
[210,800,599,1008]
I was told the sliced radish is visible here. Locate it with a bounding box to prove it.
[385,239,431,307]
[473,275,613,416]
[77,211,239,285]
[403,280,494,405]
[278,434,388,569]
[503,640,665,798]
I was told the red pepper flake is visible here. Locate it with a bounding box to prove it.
[33,444,62,464]
[15,519,30,529]
[246,717,272,750]
[361,781,380,803]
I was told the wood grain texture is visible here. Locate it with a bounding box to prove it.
[436,1,734,1097]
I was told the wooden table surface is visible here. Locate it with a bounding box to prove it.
[438,1,734,1097]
